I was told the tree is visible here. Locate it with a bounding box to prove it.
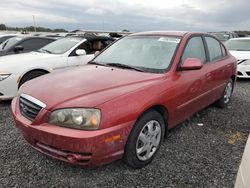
[0,24,6,31]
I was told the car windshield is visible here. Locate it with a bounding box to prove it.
[38,37,83,54]
[93,36,181,73]
[0,36,22,50]
[225,39,250,51]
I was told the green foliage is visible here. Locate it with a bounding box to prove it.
[234,31,250,37]
[0,23,68,33]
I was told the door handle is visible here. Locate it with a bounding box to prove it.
[206,73,212,80]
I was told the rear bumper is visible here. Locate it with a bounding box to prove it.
[11,97,134,167]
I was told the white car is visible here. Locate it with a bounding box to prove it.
[0,36,114,100]
[225,37,250,78]
[235,135,250,188]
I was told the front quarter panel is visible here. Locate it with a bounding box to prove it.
[97,76,173,130]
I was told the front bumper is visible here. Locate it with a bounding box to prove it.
[237,65,250,78]
[0,74,20,100]
[11,97,134,167]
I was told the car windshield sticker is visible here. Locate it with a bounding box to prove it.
[158,37,180,43]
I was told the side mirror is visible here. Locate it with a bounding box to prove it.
[180,58,203,71]
[75,49,86,56]
[14,45,24,52]
[94,51,100,57]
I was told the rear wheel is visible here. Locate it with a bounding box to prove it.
[123,110,165,168]
[18,70,47,88]
[215,79,233,108]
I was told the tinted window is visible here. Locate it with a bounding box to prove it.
[205,37,223,61]
[19,38,53,51]
[182,37,206,63]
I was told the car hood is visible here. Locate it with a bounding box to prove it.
[0,51,60,72]
[21,65,164,109]
[229,50,250,60]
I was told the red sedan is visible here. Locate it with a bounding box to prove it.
[11,31,237,168]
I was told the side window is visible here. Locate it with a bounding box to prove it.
[69,41,91,56]
[90,40,105,53]
[182,37,206,63]
[221,44,226,57]
[19,38,52,51]
[103,40,114,47]
[205,37,223,61]
[77,41,91,54]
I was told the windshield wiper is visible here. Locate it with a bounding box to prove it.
[106,63,144,72]
[37,49,52,54]
[88,61,109,67]
[1,41,7,50]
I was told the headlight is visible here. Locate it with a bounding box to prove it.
[48,108,101,130]
[242,60,250,65]
[0,73,11,81]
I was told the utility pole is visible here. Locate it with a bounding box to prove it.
[33,15,37,32]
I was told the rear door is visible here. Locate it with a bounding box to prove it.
[203,36,230,102]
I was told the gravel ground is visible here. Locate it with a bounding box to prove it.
[0,79,249,188]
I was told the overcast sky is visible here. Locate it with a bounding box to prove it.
[1,0,250,32]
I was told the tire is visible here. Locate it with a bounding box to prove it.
[215,79,234,108]
[18,70,47,88]
[123,110,165,169]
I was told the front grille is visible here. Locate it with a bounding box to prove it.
[19,95,45,121]
[0,92,3,96]
[237,71,243,76]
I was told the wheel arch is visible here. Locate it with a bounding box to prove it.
[18,68,50,88]
[138,104,169,137]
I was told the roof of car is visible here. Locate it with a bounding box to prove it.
[131,31,189,37]
[131,31,214,37]
[228,37,250,40]
[11,35,55,40]
[66,35,115,41]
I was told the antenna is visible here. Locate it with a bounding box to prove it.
[33,15,37,32]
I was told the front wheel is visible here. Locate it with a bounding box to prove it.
[123,110,165,168]
[215,79,234,108]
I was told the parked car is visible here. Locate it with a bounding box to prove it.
[0,36,114,100]
[0,36,55,57]
[0,34,19,44]
[235,135,250,188]
[224,37,250,78]
[11,31,237,168]
[209,31,238,42]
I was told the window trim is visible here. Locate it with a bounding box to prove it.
[202,35,228,63]
[178,34,208,69]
